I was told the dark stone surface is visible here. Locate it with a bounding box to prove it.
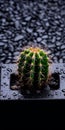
[0,0,65,63]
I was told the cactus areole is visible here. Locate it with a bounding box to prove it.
[18,47,50,91]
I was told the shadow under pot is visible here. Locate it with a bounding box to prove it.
[48,72,60,90]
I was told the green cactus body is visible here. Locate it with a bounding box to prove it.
[18,47,49,91]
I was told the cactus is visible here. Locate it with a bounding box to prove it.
[18,47,50,91]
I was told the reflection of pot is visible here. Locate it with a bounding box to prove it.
[17,45,52,92]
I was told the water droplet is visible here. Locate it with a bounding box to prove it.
[3,94,7,98]
[7,68,12,72]
[2,66,6,69]
[62,89,65,93]
[3,82,7,85]
[3,76,5,78]
[63,70,65,74]
[61,75,65,79]
[60,69,63,74]
[8,97,11,100]
[48,94,50,96]
[55,92,58,95]
[13,92,17,96]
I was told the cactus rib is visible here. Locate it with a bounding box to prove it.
[18,47,50,91]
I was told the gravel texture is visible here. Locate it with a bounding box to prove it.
[0,0,65,63]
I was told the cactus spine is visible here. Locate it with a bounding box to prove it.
[18,47,49,91]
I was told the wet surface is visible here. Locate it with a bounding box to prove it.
[1,63,65,100]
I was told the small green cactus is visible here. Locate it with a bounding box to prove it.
[18,47,50,91]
